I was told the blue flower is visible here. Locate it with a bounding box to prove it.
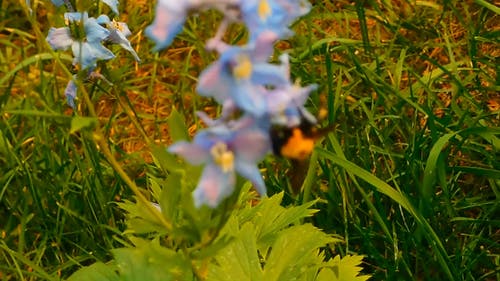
[97,15,140,62]
[168,122,270,208]
[197,42,289,118]
[46,12,115,69]
[145,0,189,51]
[50,0,118,15]
[265,82,318,127]
[241,0,311,40]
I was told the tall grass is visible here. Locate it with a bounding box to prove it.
[1,0,498,280]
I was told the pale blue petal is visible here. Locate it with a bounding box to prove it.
[101,0,119,14]
[249,30,279,62]
[251,63,289,86]
[72,41,114,69]
[71,42,96,69]
[88,41,115,60]
[241,0,311,40]
[51,0,64,7]
[168,141,210,165]
[230,82,267,117]
[96,14,110,25]
[145,0,187,51]
[234,160,267,196]
[85,17,110,42]
[232,129,270,163]
[193,164,235,208]
[265,83,318,126]
[46,27,73,50]
[196,62,232,103]
[64,78,77,108]
[108,23,140,61]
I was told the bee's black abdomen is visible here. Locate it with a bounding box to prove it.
[270,126,293,156]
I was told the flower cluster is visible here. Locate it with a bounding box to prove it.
[147,0,316,207]
[45,0,140,108]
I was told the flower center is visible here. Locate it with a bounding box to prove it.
[232,55,253,80]
[109,19,123,32]
[210,142,234,173]
[258,0,272,20]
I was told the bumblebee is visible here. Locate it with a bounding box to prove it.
[270,115,334,160]
[270,119,316,160]
[269,116,334,193]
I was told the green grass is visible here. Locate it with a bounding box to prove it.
[1,0,499,280]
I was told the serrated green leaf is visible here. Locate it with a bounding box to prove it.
[70,116,97,134]
[192,234,235,260]
[318,255,370,281]
[158,172,182,221]
[116,199,167,235]
[263,224,335,281]
[113,241,193,281]
[208,220,263,281]
[66,262,119,281]
[239,192,319,249]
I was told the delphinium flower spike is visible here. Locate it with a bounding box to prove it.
[147,0,315,207]
[47,0,141,108]
[47,12,115,70]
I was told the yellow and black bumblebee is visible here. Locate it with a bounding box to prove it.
[269,114,334,194]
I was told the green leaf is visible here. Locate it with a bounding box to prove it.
[192,234,235,260]
[113,240,193,281]
[316,146,455,280]
[239,192,319,250]
[452,166,500,179]
[66,262,119,281]
[263,224,335,281]
[0,130,12,156]
[159,172,183,222]
[150,144,182,173]
[207,191,339,281]
[421,131,456,200]
[422,127,500,202]
[167,107,190,142]
[474,0,500,14]
[116,199,167,235]
[0,52,72,85]
[70,116,97,134]
[208,220,263,281]
[317,255,370,281]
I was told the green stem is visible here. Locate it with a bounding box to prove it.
[25,5,172,232]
